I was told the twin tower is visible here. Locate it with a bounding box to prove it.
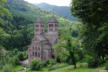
[34,16,58,35]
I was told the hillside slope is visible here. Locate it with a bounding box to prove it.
[35,3,76,21]
[3,0,76,50]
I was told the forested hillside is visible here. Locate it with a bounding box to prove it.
[0,0,78,51]
[35,3,76,21]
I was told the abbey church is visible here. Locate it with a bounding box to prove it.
[28,16,58,63]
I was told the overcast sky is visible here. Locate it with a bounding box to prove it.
[24,0,71,6]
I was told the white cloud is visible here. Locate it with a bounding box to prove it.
[24,0,71,6]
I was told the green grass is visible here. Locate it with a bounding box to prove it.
[18,63,106,72]
[48,63,69,70]
[12,65,24,71]
[22,63,99,72]
[52,68,97,72]
[23,68,98,72]
[0,65,24,72]
[0,70,3,72]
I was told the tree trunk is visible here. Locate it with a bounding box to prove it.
[70,51,77,68]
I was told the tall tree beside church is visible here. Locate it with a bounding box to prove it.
[71,0,108,63]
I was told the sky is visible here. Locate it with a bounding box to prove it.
[24,0,71,6]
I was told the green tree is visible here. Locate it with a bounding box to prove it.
[66,38,77,68]
[71,0,108,63]
[0,0,12,50]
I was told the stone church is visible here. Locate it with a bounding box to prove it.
[28,16,58,63]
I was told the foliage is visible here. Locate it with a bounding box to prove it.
[44,59,57,67]
[54,42,69,63]
[71,0,108,23]
[81,55,93,63]
[2,64,14,72]
[105,61,108,70]
[0,49,21,70]
[8,56,19,66]
[88,58,100,68]
[54,32,83,68]
[71,0,108,65]
[30,58,43,70]
[0,0,12,51]
[18,51,28,60]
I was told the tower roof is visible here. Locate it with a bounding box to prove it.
[35,16,43,23]
[48,16,58,23]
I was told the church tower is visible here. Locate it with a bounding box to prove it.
[48,16,58,32]
[34,16,44,35]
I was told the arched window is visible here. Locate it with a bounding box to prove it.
[38,53,40,57]
[42,29,44,32]
[33,52,35,56]
[41,25,44,27]
[38,47,40,51]
[36,25,39,27]
[49,24,53,27]
[35,52,37,56]
[33,46,35,50]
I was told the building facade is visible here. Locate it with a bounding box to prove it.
[28,16,58,63]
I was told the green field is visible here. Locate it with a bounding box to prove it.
[0,63,105,72]
[21,63,104,72]
[0,65,24,72]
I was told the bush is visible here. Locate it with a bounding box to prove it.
[18,51,28,60]
[2,64,14,72]
[88,59,100,68]
[30,58,43,70]
[105,61,108,70]
[44,59,57,67]
[9,56,19,66]
[84,55,93,63]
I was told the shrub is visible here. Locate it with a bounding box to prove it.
[81,55,93,63]
[79,63,88,68]
[105,61,108,70]
[2,64,14,72]
[9,56,19,66]
[18,51,28,60]
[30,58,43,70]
[44,59,57,67]
[88,59,99,68]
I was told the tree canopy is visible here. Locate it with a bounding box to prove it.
[71,0,108,64]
